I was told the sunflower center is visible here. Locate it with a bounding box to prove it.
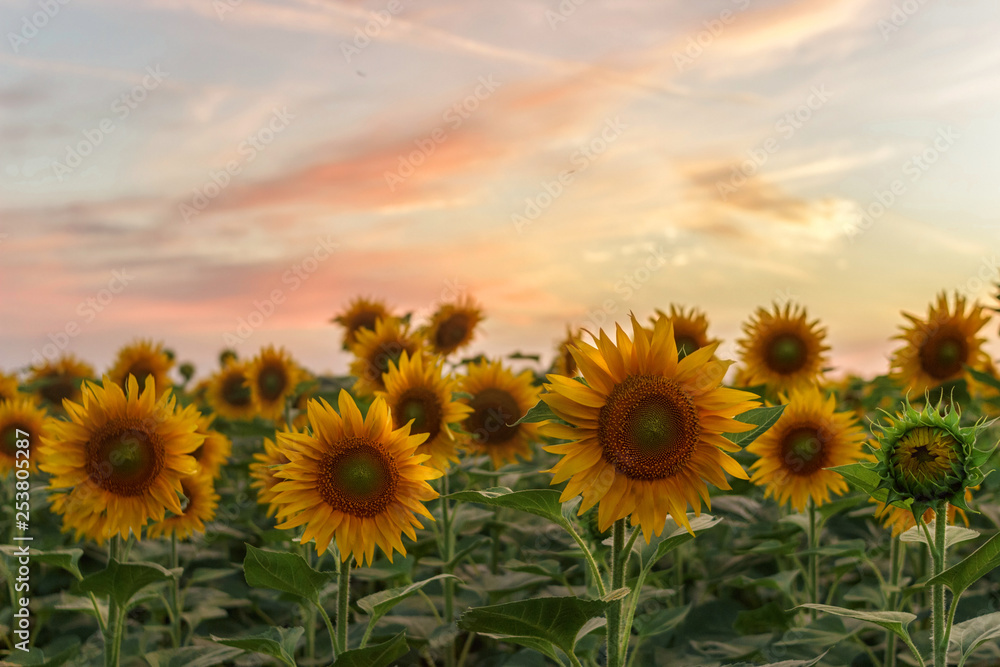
[920,331,967,380]
[351,311,381,336]
[222,373,252,407]
[435,314,471,351]
[258,363,288,401]
[395,387,442,441]
[40,374,76,405]
[674,334,700,358]
[86,418,165,496]
[319,439,398,517]
[562,349,577,376]
[466,388,521,446]
[766,333,808,374]
[125,364,154,389]
[598,375,700,481]
[891,427,961,497]
[1,423,30,459]
[371,343,408,380]
[780,426,827,475]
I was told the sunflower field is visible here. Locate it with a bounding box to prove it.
[3,292,1000,667]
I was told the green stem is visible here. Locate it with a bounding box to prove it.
[808,499,819,621]
[169,533,182,648]
[315,602,336,660]
[564,523,606,597]
[440,473,456,667]
[931,502,947,667]
[885,537,905,667]
[673,543,684,608]
[607,519,627,667]
[304,547,317,660]
[105,536,123,667]
[337,556,351,654]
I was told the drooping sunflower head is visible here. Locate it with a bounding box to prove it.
[333,296,393,349]
[349,317,424,397]
[206,361,256,421]
[191,413,231,479]
[890,292,991,395]
[250,434,294,518]
[737,302,829,395]
[146,472,219,540]
[270,390,441,565]
[27,355,95,409]
[551,327,584,378]
[422,295,484,357]
[378,351,472,472]
[248,345,306,421]
[651,304,719,359]
[108,339,174,396]
[0,398,49,475]
[747,386,867,512]
[38,375,203,543]
[871,397,993,520]
[540,314,761,541]
[459,359,541,469]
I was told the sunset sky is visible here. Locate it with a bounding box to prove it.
[3,0,1000,381]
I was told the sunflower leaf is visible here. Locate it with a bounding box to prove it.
[357,574,460,624]
[725,405,786,447]
[949,611,1000,665]
[797,604,917,645]
[144,645,245,667]
[8,548,84,581]
[965,366,1000,393]
[210,626,303,667]
[828,463,898,505]
[510,399,561,426]
[458,596,608,661]
[645,514,724,567]
[242,544,331,606]
[332,631,409,667]
[77,559,174,609]
[927,529,1000,597]
[898,522,980,549]
[446,487,572,531]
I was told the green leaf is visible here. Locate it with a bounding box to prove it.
[724,405,785,447]
[333,631,409,666]
[211,626,303,667]
[77,559,174,609]
[144,645,244,667]
[966,365,1000,393]
[510,399,560,426]
[950,612,1000,667]
[0,636,80,666]
[798,604,917,645]
[357,574,460,624]
[899,522,980,549]
[731,655,829,667]
[927,530,1000,597]
[644,514,723,566]
[633,604,689,638]
[458,596,608,661]
[30,549,85,581]
[447,487,571,530]
[243,544,331,606]
[828,463,897,505]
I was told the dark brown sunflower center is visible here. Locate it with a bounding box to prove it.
[86,418,165,496]
[40,374,76,405]
[674,334,700,357]
[319,439,398,517]
[395,387,442,441]
[920,330,967,380]
[780,426,827,475]
[1,423,30,458]
[125,364,155,389]
[466,388,521,446]
[369,342,410,384]
[598,375,700,481]
[222,373,252,407]
[435,314,471,351]
[350,311,381,337]
[258,363,288,401]
[765,333,808,375]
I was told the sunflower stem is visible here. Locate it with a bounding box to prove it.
[930,502,948,667]
[337,556,351,654]
[564,522,606,597]
[105,536,124,667]
[168,533,182,648]
[673,543,684,608]
[885,537,905,667]
[440,473,457,667]
[315,602,336,661]
[304,547,317,660]
[808,499,819,621]
[607,519,627,667]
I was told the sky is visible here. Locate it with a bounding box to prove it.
[2,0,1000,381]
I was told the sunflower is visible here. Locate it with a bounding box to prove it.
[270,390,441,565]
[651,304,720,359]
[747,387,867,512]
[206,361,256,421]
[460,359,541,469]
[107,339,174,396]
[540,314,760,540]
[349,317,424,396]
[250,435,293,517]
[27,355,94,408]
[247,346,306,421]
[551,327,584,377]
[737,302,829,395]
[333,296,394,349]
[889,292,991,395]
[192,414,231,479]
[872,488,973,537]
[378,351,472,472]
[422,295,484,357]
[39,375,203,542]
[146,472,220,540]
[0,371,22,403]
[0,398,49,475]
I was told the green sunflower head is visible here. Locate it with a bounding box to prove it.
[871,396,995,521]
